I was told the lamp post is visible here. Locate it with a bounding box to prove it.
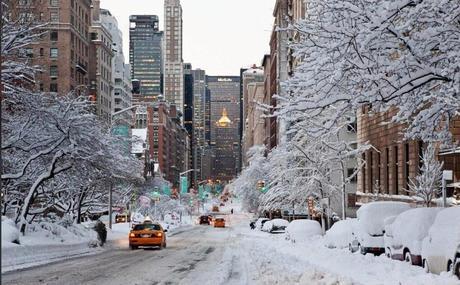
[107,105,137,229]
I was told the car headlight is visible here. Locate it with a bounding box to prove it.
[129,233,135,237]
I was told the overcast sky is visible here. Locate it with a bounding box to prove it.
[101,0,276,76]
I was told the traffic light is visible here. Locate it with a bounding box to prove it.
[257,180,268,193]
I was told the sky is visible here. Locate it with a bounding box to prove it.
[101,0,276,76]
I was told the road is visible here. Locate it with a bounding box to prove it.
[2,223,241,285]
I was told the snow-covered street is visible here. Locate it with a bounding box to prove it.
[2,212,459,285]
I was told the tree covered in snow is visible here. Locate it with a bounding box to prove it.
[1,6,143,233]
[280,0,460,143]
[232,146,268,212]
[407,143,443,207]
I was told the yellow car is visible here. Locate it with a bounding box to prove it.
[214,218,225,228]
[129,222,167,250]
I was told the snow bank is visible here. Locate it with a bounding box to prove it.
[1,217,20,246]
[1,221,101,273]
[255,218,269,230]
[357,202,411,235]
[324,219,356,249]
[285,219,322,243]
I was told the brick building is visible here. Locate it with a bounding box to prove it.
[357,107,460,204]
[9,0,92,95]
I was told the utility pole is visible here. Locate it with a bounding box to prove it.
[108,181,113,230]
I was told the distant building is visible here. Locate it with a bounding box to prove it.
[89,0,114,123]
[241,67,265,165]
[207,76,241,181]
[100,8,132,126]
[183,63,194,137]
[163,0,184,115]
[129,15,163,100]
[262,54,277,151]
[191,69,207,181]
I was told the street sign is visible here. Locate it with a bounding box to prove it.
[443,170,453,180]
[180,176,188,194]
[162,184,171,196]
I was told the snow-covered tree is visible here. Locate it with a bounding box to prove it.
[232,146,268,212]
[407,143,443,207]
[1,7,143,233]
[280,0,460,143]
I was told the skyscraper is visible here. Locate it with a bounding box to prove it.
[164,0,184,115]
[206,76,241,181]
[191,69,207,181]
[129,15,163,100]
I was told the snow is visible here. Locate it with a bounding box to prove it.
[254,218,269,230]
[388,207,441,256]
[1,217,20,247]
[285,219,322,243]
[422,206,460,274]
[324,219,357,249]
[356,202,411,236]
[131,128,147,154]
[263,218,289,232]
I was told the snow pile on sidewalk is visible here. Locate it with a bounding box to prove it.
[238,226,459,285]
[1,217,101,273]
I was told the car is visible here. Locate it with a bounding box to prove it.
[350,201,411,255]
[129,222,167,250]
[212,206,220,212]
[383,215,398,258]
[454,246,460,279]
[214,218,225,228]
[262,219,289,233]
[285,219,322,243]
[255,218,269,230]
[422,206,460,277]
[384,207,441,266]
[115,213,130,223]
[199,215,211,225]
[324,219,357,249]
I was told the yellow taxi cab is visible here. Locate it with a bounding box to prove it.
[129,221,167,250]
[214,217,225,228]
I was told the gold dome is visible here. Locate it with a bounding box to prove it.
[216,108,232,127]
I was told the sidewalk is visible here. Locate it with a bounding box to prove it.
[1,222,194,273]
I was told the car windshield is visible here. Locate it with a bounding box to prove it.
[133,224,161,231]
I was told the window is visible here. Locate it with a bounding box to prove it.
[49,65,58,77]
[40,48,44,56]
[25,48,33,58]
[50,11,59,22]
[347,168,357,183]
[50,83,58,92]
[50,31,58,41]
[50,0,59,6]
[50,48,58,58]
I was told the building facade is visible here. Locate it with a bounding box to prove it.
[163,0,184,114]
[207,76,241,181]
[100,9,132,126]
[89,0,113,123]
[129,15,163,100]
[262,54,277,151]
[241,67,265,165]
[10,0,91,95]
[357,108,460,205]
[191,69,207,182]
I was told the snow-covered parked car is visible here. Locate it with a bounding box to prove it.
[285,219,322,243]
[324,219,356,249]
[421,206,460,277]
[454,246,460,279]
[350,201,411,255]
[262,219,289,233]
[385,207,441,266]
[255,218,269,230]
